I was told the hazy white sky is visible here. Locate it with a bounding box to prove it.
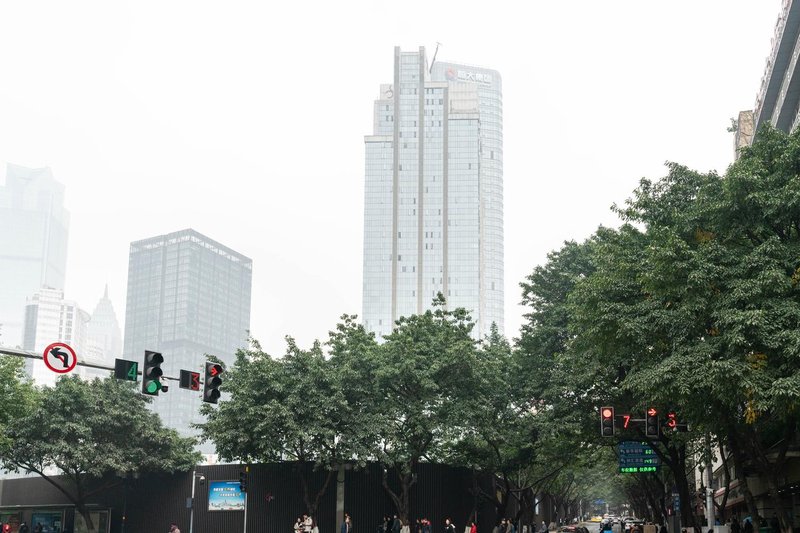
[0,0,782,355]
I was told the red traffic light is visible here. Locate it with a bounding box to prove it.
[600,406,615,437]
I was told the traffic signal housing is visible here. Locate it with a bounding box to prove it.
[204,362,224,404]
[239,467,249,492]
[142,351,164,395]
[600,406,615,437]
[646,407,659,437]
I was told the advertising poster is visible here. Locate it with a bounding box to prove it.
[208,481,245,511]
[29,512,62,532]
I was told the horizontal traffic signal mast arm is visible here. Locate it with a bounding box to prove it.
[0,347,185,382]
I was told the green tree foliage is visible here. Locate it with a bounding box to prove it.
[1,376,199,529]
[0,356,37,453]
[372,295,480,524]
[517,126,800,531]
[200,322,380,518]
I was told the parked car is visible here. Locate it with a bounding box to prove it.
[623,518,645,533]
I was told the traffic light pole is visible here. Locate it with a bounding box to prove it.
[0,347,183,382]
[243,491,248,533]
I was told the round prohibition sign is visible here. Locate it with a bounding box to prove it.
[43,342,78,374]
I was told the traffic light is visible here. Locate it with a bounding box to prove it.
[646,407,659,437]
[600,406,615,437]
[239,467,249,492]
[142,350,164,395]
[666,411,689,432]
[203,362,224,403]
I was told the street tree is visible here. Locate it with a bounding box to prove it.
[373,295,479,525]
[0,376,199,530]
[200,324,379,519]
[446,325,540,525]
[0,355,37,454]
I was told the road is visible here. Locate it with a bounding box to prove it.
[573,523,623,533]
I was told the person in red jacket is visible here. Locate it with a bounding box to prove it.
[470,522,478,533]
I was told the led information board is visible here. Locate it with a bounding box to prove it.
[618,441,661,473]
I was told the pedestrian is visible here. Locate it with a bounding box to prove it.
[424,518,432,533]
[384,516,392,533]
[343,514,353,533]
[731,518,741,533]
[34,524,43,533]
[297,518,305,533]
[659,523,667,533]
[393,515,402,533]
[540,522,548,533]
[445,519,456,533]
[20,523,30,533]
[1,523,8,533]
[305,514,314,533]
[470,522,477,533]
[743,519,753,533]
[169,523,181,533]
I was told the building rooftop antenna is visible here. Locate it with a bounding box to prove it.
[430,42,442,73]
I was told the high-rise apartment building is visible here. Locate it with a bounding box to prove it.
[22,287,91,386]
[740,0,800,146]
[123,229,252,447]
[362,46,503,339]
[0,164,69,348]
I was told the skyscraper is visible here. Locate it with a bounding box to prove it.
[86,284,123,367]
[22,287,90,386]
[0,164,70,348]
[122,229,252,446]
[362,46,503,339]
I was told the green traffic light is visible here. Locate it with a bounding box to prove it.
[146,380,160,394]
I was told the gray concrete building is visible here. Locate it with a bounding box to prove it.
[744,0,800,142]
[362,46,504,340]
[122,229,252,448]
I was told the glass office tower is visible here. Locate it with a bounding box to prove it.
[0,164,69,348]
[123,229,252,448]
[363,47,504,339]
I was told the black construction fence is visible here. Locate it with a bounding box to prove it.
[0,462,554,533]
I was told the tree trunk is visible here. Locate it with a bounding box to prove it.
[714,436,731,523]
[297,463,335,519]
[382,464,417,525]
[726,427,761,533]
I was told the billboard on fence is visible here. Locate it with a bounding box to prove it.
[208,481,245,511]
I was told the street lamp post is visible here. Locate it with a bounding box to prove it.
[189,470,205,533]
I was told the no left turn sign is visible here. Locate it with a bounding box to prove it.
[43,342,77,374]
